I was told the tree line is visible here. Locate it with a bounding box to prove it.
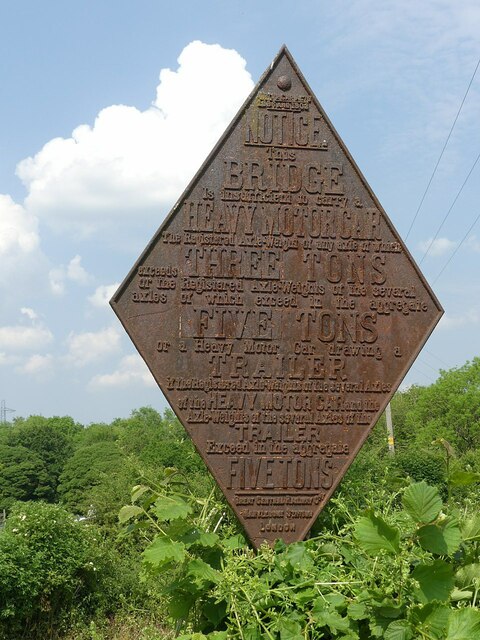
[0,357,478,639]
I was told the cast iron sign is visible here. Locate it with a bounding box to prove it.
[111,46,443,548]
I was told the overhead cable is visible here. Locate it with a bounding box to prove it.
[432,210,480,284]
[423,349,449,368]
[405,56,480,240]
[419,151,480,264]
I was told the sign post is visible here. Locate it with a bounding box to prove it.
[111,46,443,548]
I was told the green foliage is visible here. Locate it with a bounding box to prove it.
[0,502,114,637]
[115,407,203,473]
[118,469,238,634]
[403,480,443,523]
[355,510,400,554]
[446,608,480,638]
[0,415,80,507]
[401,358,480,454]
[57,440,126,515]
[391,449,446,488]
[313,446,391,532]
[121,478,480,640]
[0,445,50,510]
[0,356,478,639]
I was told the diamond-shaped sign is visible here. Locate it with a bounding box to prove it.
[111,46,443,548]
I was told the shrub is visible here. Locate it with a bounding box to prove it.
[391,448,446,488]
[120,476,480,639]
[0,501,134,638]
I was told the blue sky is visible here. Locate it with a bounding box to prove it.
[1,1,479,424]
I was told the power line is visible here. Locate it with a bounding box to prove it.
[419,150,480,264]
[432,209,480,284]
[405,55,480,241]
[417,358,440,373]
[423,349,450,368]
[411,366,435,384]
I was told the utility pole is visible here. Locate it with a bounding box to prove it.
[0,400,15,424]
[386,402,395,455]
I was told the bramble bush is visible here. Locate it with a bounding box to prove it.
[120,474,480,640]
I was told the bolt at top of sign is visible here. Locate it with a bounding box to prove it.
[111,46,443,548]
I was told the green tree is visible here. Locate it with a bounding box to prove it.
[0,501,133,638]
[1,415,81,501]
[115,406,204,472]
[57,440,125,516]
[403,358,480,453]
[0,445,50,510]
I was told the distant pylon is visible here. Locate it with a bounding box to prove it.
[0,400,15,424]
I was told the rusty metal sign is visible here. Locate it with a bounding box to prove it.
[111,46,443,548]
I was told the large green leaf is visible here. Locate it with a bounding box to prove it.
[323,593,347,611]
[153,495,192,521]
[369,614,392,638]
[222,534,247,549]
[412,559,454,603]
[461,514,480,542]
[312,601,350,632]
[195,531,219,547]
[455,563,480,593]
[347,602,367,620]
[445,608,480,639]
[411,603,450,639]
[375,604,405,619]
[186,558,220,587]
[278,618,303,640]
[284,542,309,568]
[450,589,473,602]
[355,510,400,555]
[448,470,480,487]
[417,518,461,555]
[321,610,350,633]
[131,484,149,502]
[244,625,263,640]
[118,504,143,523]
[292,587,317,606]
[403,482,442,523]
[168,591,195,620]
[384,620,414,640]
[203,599,227,626]
[143,536,186,568]
[182,528,219,548]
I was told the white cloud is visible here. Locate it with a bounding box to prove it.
[20,307,38,321]
[67,255,91,285]
[317,0,480,168]
[17,41,254,237]
[88,283,119,308]
[0,194,45,294]
[0,352,21,366]
[467,235,480,252]
[0,325,53,351]
[418,237,457,257]
[49,267,66,296]
[89,353,156,389]
[48,254,91,295]
[0,194,39,255]
[17,353,54,376]
[439,307,480,330]
[65,326,121,366]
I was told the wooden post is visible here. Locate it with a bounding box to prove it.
[386,402,395,455]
